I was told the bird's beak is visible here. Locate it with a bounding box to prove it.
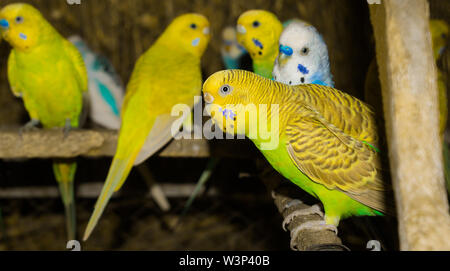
[0,19,9,30]
[203,92,214,104]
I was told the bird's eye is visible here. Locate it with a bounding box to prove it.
[252,21,260,28]
[190,23,197,29]
[15,16,24,24]
[219,84,233,96]
[300,47,309,56]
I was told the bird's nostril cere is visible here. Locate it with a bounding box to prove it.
[0,19,9,29]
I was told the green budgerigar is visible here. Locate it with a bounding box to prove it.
[0,3,87,240]
[203,70,395,248]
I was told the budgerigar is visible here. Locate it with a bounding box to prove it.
[221,26,247,70]
[69,36,124,130]
[236,10,283,79]
[0,3,87,240]
[203,70,394,249]
[272,20,334,87]
[83,14,211,240]
[70,36,171,212]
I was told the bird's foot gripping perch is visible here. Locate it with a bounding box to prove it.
[19,119,40,137]
[281,201,338,250]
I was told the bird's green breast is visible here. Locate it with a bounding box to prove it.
[12,44,84,128]
[253,136,381,221]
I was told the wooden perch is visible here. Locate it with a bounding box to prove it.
[259,166,347,251]
[0,128,256,159]
[370,0,450,250]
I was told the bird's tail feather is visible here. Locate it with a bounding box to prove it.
[53,161,77,240]
[83,153,137,241]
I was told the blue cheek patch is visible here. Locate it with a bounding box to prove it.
[192,38,200,47]
[252,38,263,49]
[219,108,237,120]
[297,64,309,75]
[19,33,27,40]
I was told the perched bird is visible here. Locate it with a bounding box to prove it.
[83,14,211,240]
[0,3,87,240]
[70,36,171,212]
[236,10,283,79]
[203,70,394,248]
[221,26,248,70]
[272,20,334,87]
[69,36,124,130]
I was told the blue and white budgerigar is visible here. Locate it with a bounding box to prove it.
[221,26,247,70]
[272,20,334,87]
[69,36,123,130]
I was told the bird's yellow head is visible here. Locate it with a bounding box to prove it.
[0,3,47,52]
[162,13,211,57]
[203,70,270,136]
[236,10,283,60]
[430,20,448,60]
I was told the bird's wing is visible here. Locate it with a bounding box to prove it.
[134,113,186,166]
[63,39,88,92]
[7,50,22,97]
[285,107,392,214]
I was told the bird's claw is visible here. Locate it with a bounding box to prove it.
[290,220,339,251]
[63,119,72,139]
[282,204,324,231]
[19,119,40,137]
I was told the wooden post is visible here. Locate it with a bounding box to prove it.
[369,0,450,250]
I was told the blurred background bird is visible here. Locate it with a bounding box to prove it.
[83,14,211,240]
[203,70,395,249]
[0,3,87,240]
[236,10,283,79]
[69,36,124,130]
[69,36,171,212]
[220,26,248,70]
[273,20,334,87]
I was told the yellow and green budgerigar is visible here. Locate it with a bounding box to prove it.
[203,70,395,248]
[83,14,211,240]
[0,3,87,240]
[236,10,283,79]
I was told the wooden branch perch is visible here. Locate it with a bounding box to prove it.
[259,167,347,251]
[370,0,450,250]
[0,128,256,159]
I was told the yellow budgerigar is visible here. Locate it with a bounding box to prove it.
[83,14,211,240]
[203,70,395,249]
[236,10,283,78]
[0,3,87,240]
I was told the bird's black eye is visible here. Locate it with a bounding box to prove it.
[252,21,260,28]
[190,23,197,29]
[15,16,24,24]
[219,84,233,96]
[300,47,309,56]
